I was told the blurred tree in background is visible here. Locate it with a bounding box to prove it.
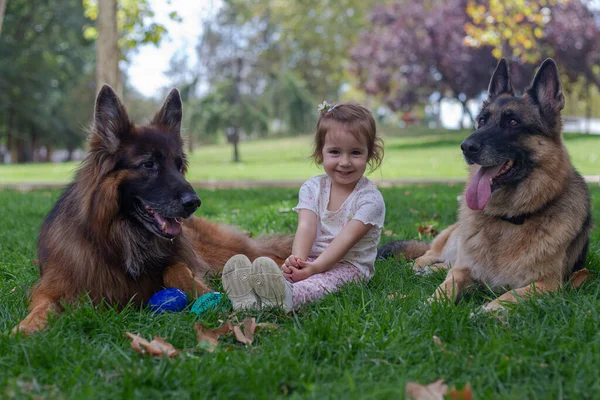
[0,0,94,163]
[1,0,600,163]
[0,0,174,163]
[350,0,600,126]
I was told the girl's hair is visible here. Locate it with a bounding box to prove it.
[311,103,384,172]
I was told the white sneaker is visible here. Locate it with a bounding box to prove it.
[250,257,293,312]
[222,254,259,310]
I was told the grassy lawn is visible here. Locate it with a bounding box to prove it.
[1,184,599,399]
[1,129,599,184]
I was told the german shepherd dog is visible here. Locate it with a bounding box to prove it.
[378,58,592,311]
[13,86,291,334]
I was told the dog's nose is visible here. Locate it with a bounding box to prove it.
[181,192,201,214]
[461,139,481,156]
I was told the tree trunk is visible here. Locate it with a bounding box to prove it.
[460,99,475,130]
[187,132,194,154]
[66,144,75,162]
[0,0,7,37]
[231,57,242,163]
[15,137,26,163]
[45,145,53,162]
[586,79,592,135]
[96,0,120,95]
[232,131,240,163]
[5,108,12,163]
[31,130,40,162]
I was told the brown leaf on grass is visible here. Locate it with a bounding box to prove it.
[432,335,457,356]
[233,317,258,345]
[243,318,257,343]
[409,208,420,214]
[387,291,407,300]
[195,318,264,350]
[406,379,447,400]
[569,268,590,289]
[447,383,473,400]
[418,225,439,237]
[125,332,179,358]
[404,191,411,196]
[406,380,473,400]
[194,321,234,352]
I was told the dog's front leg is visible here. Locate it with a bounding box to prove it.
[414,224,457,273]
[482,277,561,312]
[163,262,212,297]
[12,283,60,335]
[429,267,472,304]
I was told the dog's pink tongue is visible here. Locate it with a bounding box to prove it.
[154,214,181,236]
[465,164,504,210]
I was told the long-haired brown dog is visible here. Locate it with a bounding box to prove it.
[13,86,291,334]
[378,58,592,311]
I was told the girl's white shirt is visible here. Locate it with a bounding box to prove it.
[293,174,385,278]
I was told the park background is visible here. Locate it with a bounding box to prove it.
[1,1,600,399]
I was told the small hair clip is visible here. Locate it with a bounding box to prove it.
[318,101,338,114]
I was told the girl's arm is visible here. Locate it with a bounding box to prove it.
[291,209,318,260]
[296,219,373,277]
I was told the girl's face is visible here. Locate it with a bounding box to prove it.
[321,124,369,189]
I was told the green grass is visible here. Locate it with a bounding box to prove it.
[1,130,599,184]
[1,185,599,399]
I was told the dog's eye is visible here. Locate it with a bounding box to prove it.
[509,119,519,127]
[142,161,155,169]
[478,117,486,127]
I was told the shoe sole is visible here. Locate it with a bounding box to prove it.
[222,254,257,310]
[251,257,288,309]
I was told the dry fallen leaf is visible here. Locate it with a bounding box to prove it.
[125,332,179,358]
[406,379,447,400]
[195,318,267,350]
[194,321,234,352]
[387,291,407,300]
[569,268,590,289]
[406,380,472,400]
[243,318,257,343]
[447,384,473,400]
[432,335,457,356]
[418,225,439,237]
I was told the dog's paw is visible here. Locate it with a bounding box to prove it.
[412,265,433,275]
[427,290,452,305]
[481,300,507,313]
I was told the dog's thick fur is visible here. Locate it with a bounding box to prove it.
[379,58,592,311]
[14,86,291,334]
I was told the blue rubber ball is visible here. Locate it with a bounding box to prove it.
[190,292,228,315]
[147,288,188,313]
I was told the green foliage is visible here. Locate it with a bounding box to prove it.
[0,0,95,161]
[82,0,177,51]
[0,185,599,398]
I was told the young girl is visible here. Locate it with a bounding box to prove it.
[222,102,385,312]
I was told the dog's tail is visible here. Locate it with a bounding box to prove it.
[255,234,294,262]
[377,240,430,261]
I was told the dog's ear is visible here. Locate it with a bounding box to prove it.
[487,58,514,99]
[152,88,182,135]
[527,58,565,113]
[93,85,131,153]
